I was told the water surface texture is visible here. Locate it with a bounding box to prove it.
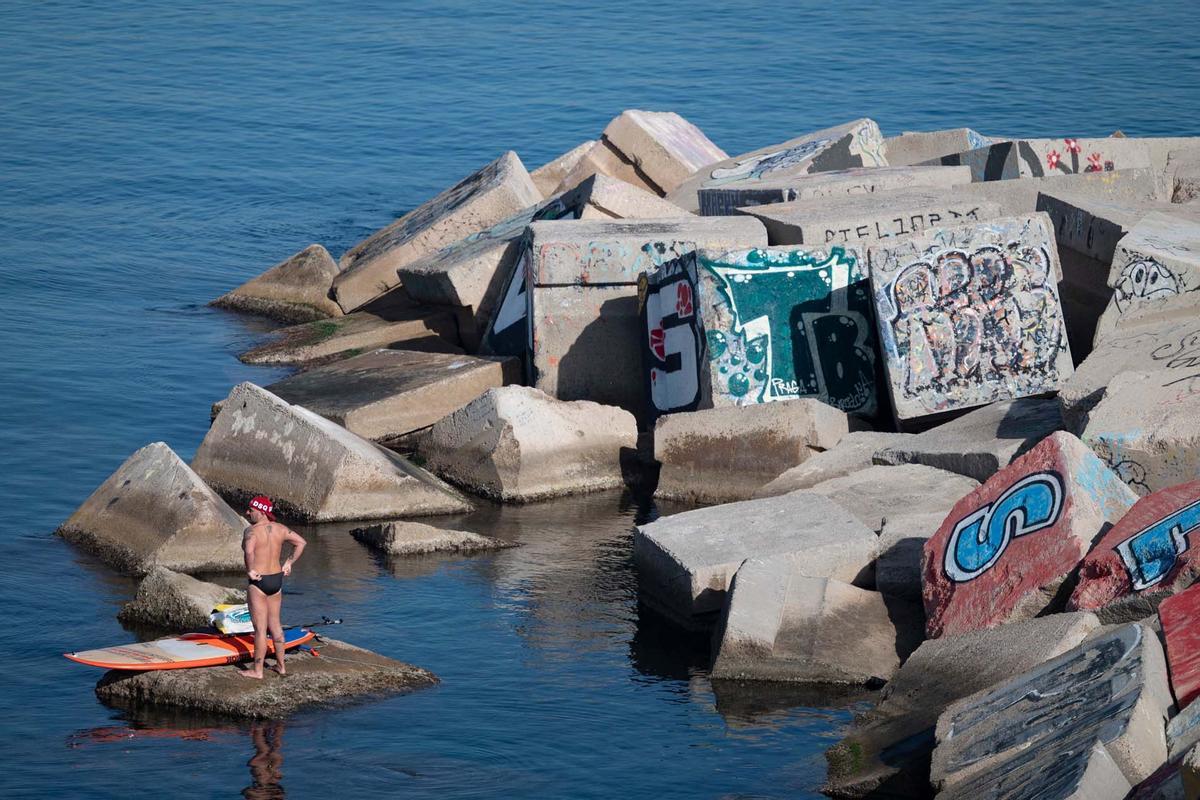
[2,1,1198,797]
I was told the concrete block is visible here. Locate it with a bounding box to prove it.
[930,623,1171,796]
[754,430,916,497]
[1036,190,1191,263]
[118,567,244,630]
[824,612,1101,799]
[948,168,1158,217]
[1160,582,1200,709]
[642,245,881,419]
[397,174,690,350]
[923,137,1153,181]
[667,118,888,213]
[868,213,1073,423]
[602,109,728,195]
[192,383,471,521]
[263,348,517,442]
[420,386,636,503]
[652,398,850,504]
[807,463,979,534]
[923,431,1136,638]
[333,151,541,312]
[1082,371,1200,497]
[350,520,515,556]
[529,140,595,198]
[57,442,246,575]
[1168,148,1200,203]
[95,637,437,719]
[938,741,1132,800]
[882,128,993,167]
[873,397,1065,483]
[632,492,877,629]
[211,244,343,323]
[553,138,660,196]
[238,309,462,365]
[712,565,920,685]
[700,164,973,216]
[1100,211,1200,330]
[1169,692,1200,760]
[877,511,951,601]
[739,184,996,246]
[1070,480,1200,621]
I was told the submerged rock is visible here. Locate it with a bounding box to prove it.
[211,244,344,323]
[58,442,246,575]
[95,637,438,719]
[350,520,515,556]
[118,567,244,631]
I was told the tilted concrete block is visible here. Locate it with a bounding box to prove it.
[57,442,246,575]
[653,398,849,504]
[1168,147,1200,203]
[1097,211,1200,334]
[806,463,978,534]
[1070,480,1200,622]
[739,184,995,247]
[868,213,1073,424]
[529,140,595,198]
[667,118,888,213]
[419,385,636,503]
[922,137,1152,181]
[118,567,244,630]
[602,109,728,195]
[633,492,877,629]
[930,622,1171,797]
[262,348,517,442]
[643,245,881,419]
[923,432,1136,639]
[553,138,661,196]
[211,244,344,323]
[754,430,916,497]
[192,383,471,521]
[1160,580,1200,710]
[238,308,463,365]
[699,164,972,217]
[877,511,952,601]
[1036,190,1192,264]
[883,128,993,167]
[333,151,541,312]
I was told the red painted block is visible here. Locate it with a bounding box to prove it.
[1070,480,1200,613]
[922,431,1136,638]
[1160,582,1200,708]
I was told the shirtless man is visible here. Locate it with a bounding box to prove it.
[240,495,306,679]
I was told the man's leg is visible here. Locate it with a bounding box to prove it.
[240,585,268,679]
[267,591,286,675]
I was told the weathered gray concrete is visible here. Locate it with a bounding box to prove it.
[947,168,1158,217]
[633,492,877,629]
[1036,190,1192,263]
[1082,370,1200,497]
[350,520,515,556]
[333,151,541,312]
[824,612,1101,799]
[192,383,471,521]
[263,348,517,442]
[754,431,916,497]
[58,442,246,575]
[94,637,438,719]
[1168,147,1200,203]
[712,563,921,685]
[806,464,979,533]
[873,397,1065,482]
[883,128,994,167]
[420,386,637,503]
[553,137,660,196]
[1097,211,1200,334]
[738,185,996,246]
[601,109,728,195]
[929,622,1171,796]
[653,398,850,504]
[211,244,344,323]
[118,567,244,630]
[238,309,463,365]
[868,213,1073,424]
[529,140,595,197]
[397,173,690,350]
[667,118,888,213]
[922,137,1152,181]
[938,742,1131,800]
[876,511,953,601]
[1168,694,1200,759]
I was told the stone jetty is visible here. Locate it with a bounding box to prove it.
[61,115,1200,791]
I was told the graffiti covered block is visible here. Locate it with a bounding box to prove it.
[1099,211,1200,329]
[1160,583,1200,708]
[883,128,994,167]
[868,213,1074,423]
[641,246,881,418]
[698,164,972,217]
[922,137,1152,182]
[1070,481,1200,619]
[923,432,1137,639]
[666,118,887,213]
[1035,190,1186,263]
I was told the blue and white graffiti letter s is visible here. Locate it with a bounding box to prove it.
[944,471,1065,582]
[1115,498,1200,591]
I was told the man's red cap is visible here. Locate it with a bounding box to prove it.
[249,495,276,522]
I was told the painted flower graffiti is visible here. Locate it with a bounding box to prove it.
[1046,138,1114,173]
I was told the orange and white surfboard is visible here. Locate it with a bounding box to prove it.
[65,628,315,670]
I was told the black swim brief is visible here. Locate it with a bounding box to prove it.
[249,572,284,596]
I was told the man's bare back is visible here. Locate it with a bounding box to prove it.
[240,496,306,679]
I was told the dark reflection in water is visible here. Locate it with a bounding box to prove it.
[243,721,286,800]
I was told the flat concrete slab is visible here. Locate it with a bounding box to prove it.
[239,309,463,365]
[947,168,1158,218]
[883,128,993,167]
[755,431,915,497]
[95,637,438,719]
[350,520,515,556]
[264,348,517,441]
[806,463,979,534]
[212,244,344,324]
[922,137,1152,181]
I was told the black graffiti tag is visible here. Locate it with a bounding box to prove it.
[1152,328,1200,387]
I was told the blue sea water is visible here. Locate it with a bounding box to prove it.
[1,1,1197,797]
